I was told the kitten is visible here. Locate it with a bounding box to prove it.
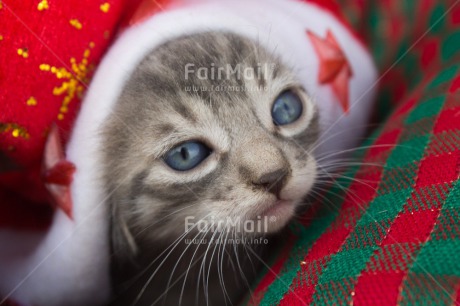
[104,32,319,305]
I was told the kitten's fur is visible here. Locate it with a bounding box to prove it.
[103,32,319,305]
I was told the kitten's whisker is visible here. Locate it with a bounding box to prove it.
[117,226,190,299]
[150,249,209,306]
[216,230,232,305]
[184,230,206,306]
[310,183,347,200]
[241,235,258,276]
[319,160,385,168]
[178,226,212,306]
[231,231,253,294]
[316,167,374,175]
[324,171,376,210]
[135,203,196,237]
[307,188,342,212]
[244,245,308,304]
[318,158,375,186]
[314,175,378,185]
[224,246,238,280]
[164,224,207,300]
[132,212,213,305]
[314,144,404,163]
[316,165,377,191]
[307,122,382,153]
[205,230,224,306]
[196,224,220,305]
[317,164,382,173]
[223,231,234,305]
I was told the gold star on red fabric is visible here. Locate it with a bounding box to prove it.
[307,30,353,113]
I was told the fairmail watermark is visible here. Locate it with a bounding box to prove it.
[185,237,269,245]
[184,63,276,81]
[184,215,277,234]
[184,62,277,93]
[185,84,271,93]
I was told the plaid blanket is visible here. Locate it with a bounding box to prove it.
[247,0,460,305]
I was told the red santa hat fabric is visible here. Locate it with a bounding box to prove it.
[0,0,375,305]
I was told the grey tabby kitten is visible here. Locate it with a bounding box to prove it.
[103,32,319,305]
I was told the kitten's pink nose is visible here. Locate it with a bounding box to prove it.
[253,169,287,197]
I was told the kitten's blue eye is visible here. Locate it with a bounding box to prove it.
[271,91,303,126]
[164,141,211,171]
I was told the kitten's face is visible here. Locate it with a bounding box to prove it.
[103,32,319,251]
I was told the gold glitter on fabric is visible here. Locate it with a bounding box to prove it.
[17,48,29,58]
[39,43,94,120]
[27,97,38,106]
[37,0,49,11]
[69,19,83,30]
[0,123,30,139]
[100,3,110,13]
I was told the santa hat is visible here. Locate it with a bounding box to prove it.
[0,0,376,305]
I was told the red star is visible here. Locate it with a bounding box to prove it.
[43,125,76,219]
[307,30,353,113]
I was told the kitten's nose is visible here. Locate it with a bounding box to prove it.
[253,169,287,197]
[237,137,291,197]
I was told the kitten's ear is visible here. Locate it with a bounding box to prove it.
[110,198,138,262]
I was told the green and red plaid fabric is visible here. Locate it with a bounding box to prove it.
[247,0,460,305]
